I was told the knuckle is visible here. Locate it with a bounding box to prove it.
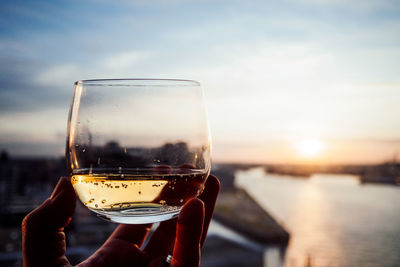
[22,198,52,231]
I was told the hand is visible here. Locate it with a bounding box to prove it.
[22,175,220,267]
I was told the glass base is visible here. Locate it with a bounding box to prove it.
[89,205,181,224]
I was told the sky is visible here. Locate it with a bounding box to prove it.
[1,0,400,164]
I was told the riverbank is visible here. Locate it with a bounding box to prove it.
[214,188,290,244]
[212,164,290,245]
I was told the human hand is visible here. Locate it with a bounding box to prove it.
[22,175,220,267]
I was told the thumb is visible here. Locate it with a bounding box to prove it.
[22,177,76,267]
[22,176,76,232]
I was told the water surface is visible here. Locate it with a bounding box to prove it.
[235,168,400,267]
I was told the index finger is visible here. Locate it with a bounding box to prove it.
[198,175,220,247]
[171,198,204,267]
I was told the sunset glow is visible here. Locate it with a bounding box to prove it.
[0,1,400,164]
[296,139,325,158]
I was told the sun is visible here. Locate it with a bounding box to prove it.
[296,138,324,158]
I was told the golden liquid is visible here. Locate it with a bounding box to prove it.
[71,173,207,211]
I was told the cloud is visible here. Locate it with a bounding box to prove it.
[290,0,400,12]
[100,51,150,70]
[33,50,154,84]
[0,107,67,142]
[1,0,400,162]
[0,106,68,156]
[35,63,81,88]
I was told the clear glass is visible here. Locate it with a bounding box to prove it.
[66,79,211,224]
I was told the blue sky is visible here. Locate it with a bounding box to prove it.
[1,0,400,164]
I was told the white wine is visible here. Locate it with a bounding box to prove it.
[71,172,207,223]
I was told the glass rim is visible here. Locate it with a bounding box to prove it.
[75,78,200,86]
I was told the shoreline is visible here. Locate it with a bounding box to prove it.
[211,165,290,245]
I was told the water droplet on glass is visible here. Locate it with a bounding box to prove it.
[101,199,106,204]
[138,191,142,195]
[95,204,98,208]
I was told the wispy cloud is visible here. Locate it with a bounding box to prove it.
[0,0,399,162]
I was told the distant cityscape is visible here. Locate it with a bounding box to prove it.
[67,140,208,172]
[1,146,399,223]
[0,146,399,266]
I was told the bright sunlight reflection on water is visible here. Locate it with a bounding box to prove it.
[236,168,400,267]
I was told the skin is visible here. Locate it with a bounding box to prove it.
[22,175,220,267]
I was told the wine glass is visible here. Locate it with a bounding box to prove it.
[66,79,211,224]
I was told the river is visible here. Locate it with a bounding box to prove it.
[233,168,400,267]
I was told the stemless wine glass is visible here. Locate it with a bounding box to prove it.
[66,79,211,224]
